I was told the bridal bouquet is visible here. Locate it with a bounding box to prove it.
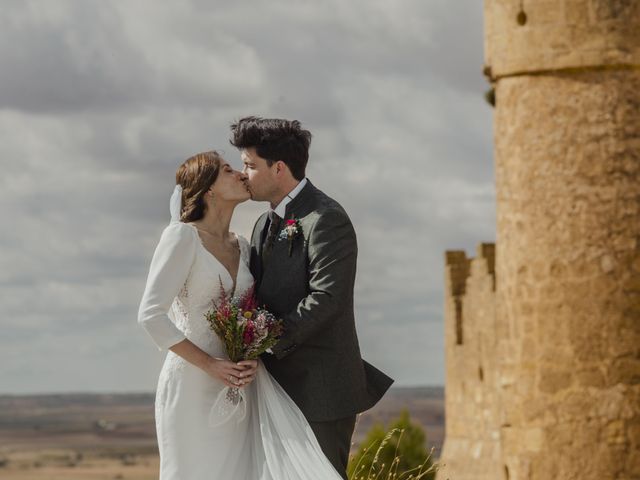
[204,281,283,427]
[205,282,283,362]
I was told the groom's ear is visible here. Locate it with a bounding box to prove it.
[274,160,288,176]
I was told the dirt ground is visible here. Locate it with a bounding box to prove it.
[0,447,158,480]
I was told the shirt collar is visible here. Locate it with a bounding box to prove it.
[272,178,308,218]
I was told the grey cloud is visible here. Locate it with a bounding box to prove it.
[0,1,266,114]
[0,2,147,113]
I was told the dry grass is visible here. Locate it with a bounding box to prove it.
[348,426,439,480]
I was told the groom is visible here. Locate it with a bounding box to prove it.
[231,116,394,479]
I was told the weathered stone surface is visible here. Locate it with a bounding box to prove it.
[489,69,640,480]
[485,0,640,78]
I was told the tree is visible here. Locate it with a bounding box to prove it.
[348,410,437,480]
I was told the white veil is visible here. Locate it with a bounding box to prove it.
[170,185,183,223]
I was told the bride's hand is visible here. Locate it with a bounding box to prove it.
[204,357,252,388]
[236,359,258,386]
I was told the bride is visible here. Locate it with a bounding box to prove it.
[137,151,344,479]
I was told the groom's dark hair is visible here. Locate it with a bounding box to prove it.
[230,116,312,181]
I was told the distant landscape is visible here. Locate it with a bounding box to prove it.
[0,386,444,479]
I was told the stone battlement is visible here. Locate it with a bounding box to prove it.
[440,244,501,479]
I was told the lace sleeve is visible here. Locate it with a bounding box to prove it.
[137,222,197,351]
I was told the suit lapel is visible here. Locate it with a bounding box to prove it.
[255,212,269,259]
[251,212,269,287]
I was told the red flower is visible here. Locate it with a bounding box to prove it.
[243,320,255,345]
[286,219,296,226]
[238,284,258,311]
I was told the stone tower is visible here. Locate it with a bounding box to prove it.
[438,1,640,479]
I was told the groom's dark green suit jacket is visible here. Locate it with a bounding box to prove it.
[250,180,394,422]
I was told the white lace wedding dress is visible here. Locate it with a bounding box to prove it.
[138,220,343,479]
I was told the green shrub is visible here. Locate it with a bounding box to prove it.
[348,410,437,480]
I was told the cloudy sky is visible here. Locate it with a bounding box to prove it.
[0,0,494,394]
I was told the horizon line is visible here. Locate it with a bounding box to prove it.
[0,384,445,397]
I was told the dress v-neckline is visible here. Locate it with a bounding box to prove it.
[186,223,241,297]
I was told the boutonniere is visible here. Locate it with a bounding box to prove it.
[278,216,302,256]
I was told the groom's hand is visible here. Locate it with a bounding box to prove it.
[236,359,258,386]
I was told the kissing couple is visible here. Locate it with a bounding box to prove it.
[138,116,394,479]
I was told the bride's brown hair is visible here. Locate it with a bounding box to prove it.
[175,151,223,222]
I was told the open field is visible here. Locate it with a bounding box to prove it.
[0,387,443,479]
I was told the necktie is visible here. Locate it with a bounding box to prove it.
[262,210,281,262]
